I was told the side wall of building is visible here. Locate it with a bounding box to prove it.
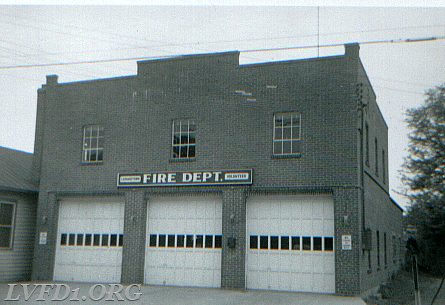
[357,61,403,292]
[0,190,37,282]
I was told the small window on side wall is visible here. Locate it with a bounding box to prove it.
[82,125,104,163]
[273,112,301,156]
[0,202,15,248]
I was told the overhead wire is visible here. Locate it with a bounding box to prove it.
[1,35,444,70]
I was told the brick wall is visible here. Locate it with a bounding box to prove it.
[31,45,401,294]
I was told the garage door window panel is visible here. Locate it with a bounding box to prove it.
[292,236,300,250]
[281,236,290,250]
[177,235,185,248]
[260,236,268,250]
[168,235,175,247]
[302,237,311,251]
[324,237,333,251]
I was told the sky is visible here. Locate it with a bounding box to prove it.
[1,2,444,211]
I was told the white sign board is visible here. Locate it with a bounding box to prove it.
[342,234,352,250]
[39,232,47,245]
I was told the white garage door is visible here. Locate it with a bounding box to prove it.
[246,195,335,293]
[54,197,125,283]
[145,196,222,288]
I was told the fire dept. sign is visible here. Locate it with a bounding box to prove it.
[117,169,252,187]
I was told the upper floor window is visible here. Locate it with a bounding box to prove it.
[382,149,386,184]
[365,122,369,167]
[0,202,15,248]
[172,119,196,159]
[375,138,378,176]
[273,112,301,156]
[83,125,104,163]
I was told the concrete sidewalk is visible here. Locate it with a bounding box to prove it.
[0,282,366,305]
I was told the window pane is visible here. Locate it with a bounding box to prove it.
[172,146,180,158]
[250,236,258,249]
[168,235,175,247]
[189,145,195,158]
[260,236,268,250]
[177,235,185,248]
[174,121,181,133]
[180,146,188,158]
[60,233,67,246]
[283,128,291,139]
[314,237,322,251]
[98,137,104,148]
[291,140,300,154]
[158,234,166,247]
[274,141,282,155]
[292,126,300,140]
[93,234,100,246]
[102,234,109,247]
[196,235,203,248]
[275,115,283,127]
[282,115,292,127]
[275,127,282,140]
[303,237,311,251]
[270,236,279,250]
[97,150,103,161]
[0,203,14,225]
[149,234,157,247]
[173,134,180,145]
[110,234,117,247]
[292,115,300,127]
[186,235,194,248]
[90,150,97,162]
[0,227,11,247]
[119,234,123,247]
[189,122,196,132]
[189,133,196,144]
[283,141,291,154]
[82,234,90,246]
[292,236,300,250]
[205,235,213,248]
[215,235,222,249]
[281,236,289,250]
[325,237,333,251]
[181,134,188,144]
[77,234,83,246]
[69,234,76,246]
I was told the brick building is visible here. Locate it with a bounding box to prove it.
[31,43,403,295]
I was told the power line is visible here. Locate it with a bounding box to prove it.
[0,36,444,70]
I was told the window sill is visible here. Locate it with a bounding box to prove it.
[271,154,301,159]
[169,158,196,163]
[81,161,104,166]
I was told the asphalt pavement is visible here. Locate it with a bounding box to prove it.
[0,282,366,305]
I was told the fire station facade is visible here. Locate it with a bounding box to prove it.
[31,44,403,295]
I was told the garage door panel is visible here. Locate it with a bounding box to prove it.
[145,196,222,288]
[54,199,124,283]
[246,195,335,293]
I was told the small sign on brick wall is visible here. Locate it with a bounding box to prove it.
[342,234,352,250]
[39,232,47,245]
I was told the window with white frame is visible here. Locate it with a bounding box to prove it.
[273,112,301,156]
[82,125,104,163]
[172,119,196,159]
[0,202,15,248]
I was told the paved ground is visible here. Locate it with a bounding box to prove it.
[0,282,366,305]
